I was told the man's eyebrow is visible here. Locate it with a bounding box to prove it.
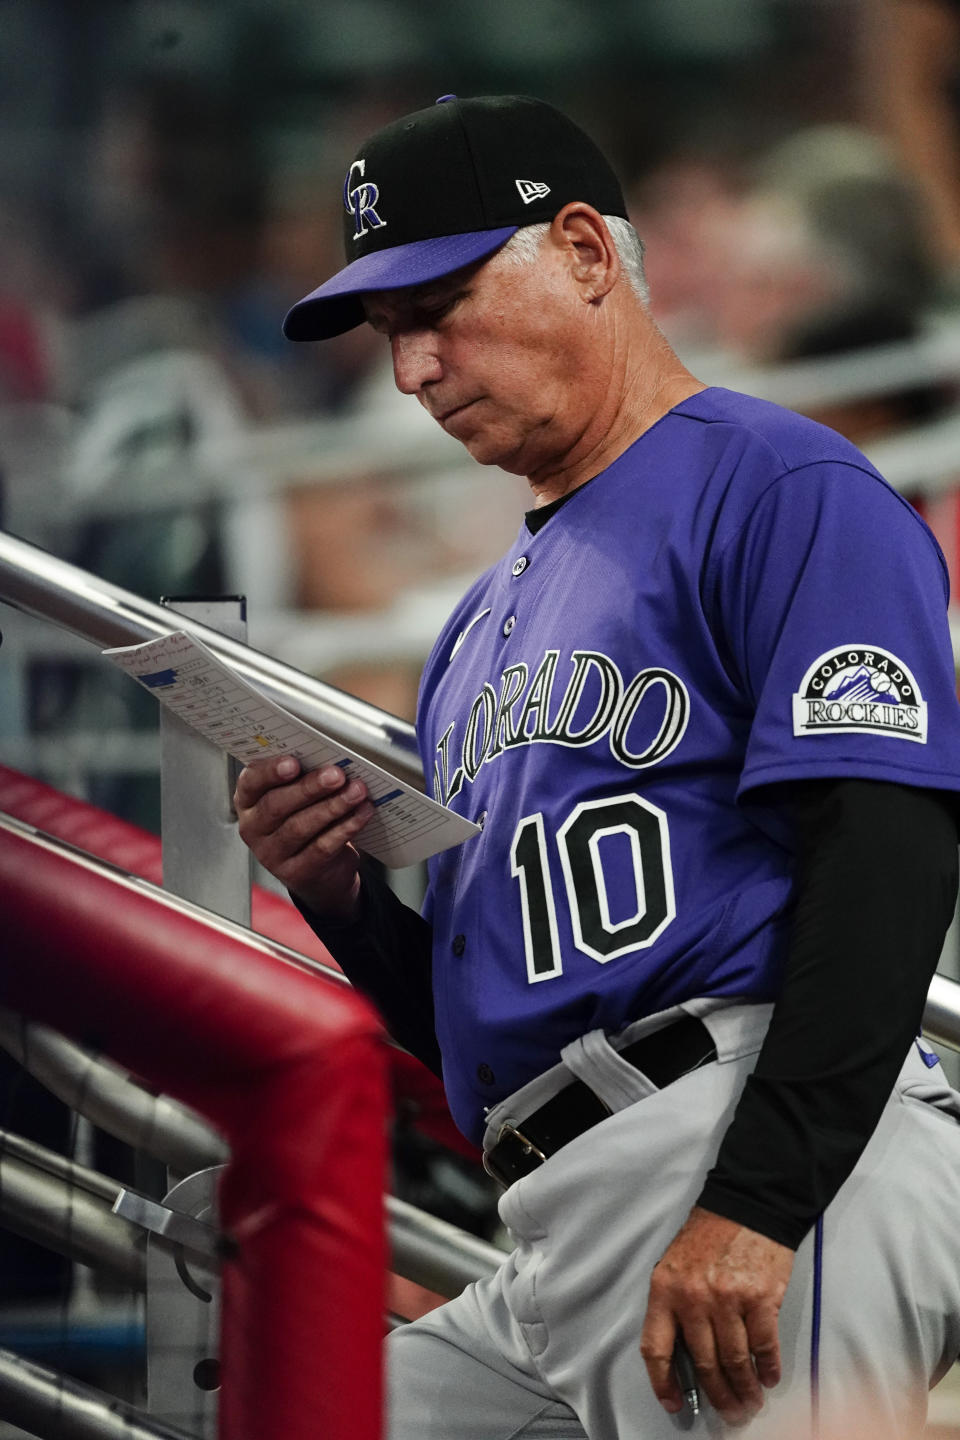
[409,280,463,307]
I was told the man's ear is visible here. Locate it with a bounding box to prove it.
[550,203,621,302]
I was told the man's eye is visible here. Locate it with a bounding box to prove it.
[426,292,467,325]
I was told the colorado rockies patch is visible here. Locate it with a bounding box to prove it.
[792,645,927,743]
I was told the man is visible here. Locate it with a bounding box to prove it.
[235,95,960,1437]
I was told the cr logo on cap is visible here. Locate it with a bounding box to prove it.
[344,158,387,240]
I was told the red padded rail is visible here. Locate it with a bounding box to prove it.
[0,763,335,964]
[0,765,473,1161]
[3,817,388,1440]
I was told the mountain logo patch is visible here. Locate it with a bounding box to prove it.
[792,645,927,743]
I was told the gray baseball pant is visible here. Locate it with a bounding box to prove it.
[387,1000,960,1439]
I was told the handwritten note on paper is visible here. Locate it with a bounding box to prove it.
[104,630,480,869]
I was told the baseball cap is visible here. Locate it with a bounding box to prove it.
[282,94,628,341]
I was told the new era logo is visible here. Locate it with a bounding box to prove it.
[515,179,551,205]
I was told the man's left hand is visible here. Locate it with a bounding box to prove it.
[639,1206,794,1423]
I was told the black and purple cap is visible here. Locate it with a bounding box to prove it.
[282,94,628,341]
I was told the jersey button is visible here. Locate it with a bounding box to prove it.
[502,615,516,637]
[452,933,466,956]
[475,810,487,830]
[477,1063,496,1085]
[512,556,528,576]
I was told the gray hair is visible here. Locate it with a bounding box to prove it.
[499,215,649,305]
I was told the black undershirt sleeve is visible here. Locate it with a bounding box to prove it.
[292,859,442,1077]
[697,777,959,1249]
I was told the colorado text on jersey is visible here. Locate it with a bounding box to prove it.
[433,648,690,805]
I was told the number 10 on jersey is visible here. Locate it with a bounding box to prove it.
[510,793,676,983]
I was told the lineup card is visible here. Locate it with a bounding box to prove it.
[104,630,480,869]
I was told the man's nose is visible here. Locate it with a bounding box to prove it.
[391,331,442,394]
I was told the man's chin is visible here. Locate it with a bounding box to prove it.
[452,425,527,473]
[457,432,526,472]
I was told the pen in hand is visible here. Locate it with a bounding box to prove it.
[673,1338,701,1417]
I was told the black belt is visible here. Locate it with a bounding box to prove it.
[483,1015,717,1188]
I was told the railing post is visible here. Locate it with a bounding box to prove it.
[160,596,251,924]
[142,1169,222,1439]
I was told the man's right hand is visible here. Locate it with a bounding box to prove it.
[233,755,375,919]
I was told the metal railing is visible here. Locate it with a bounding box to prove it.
[0,801,505,1440]
[707,318,960,415]
[0,819,506,1303]
[0,1009,228,1177]
[0,1347,196,1440]
[0,1123,502,1303]
[913,971,960,1053]
[0,1128,148,1286]
[0,530,422,786]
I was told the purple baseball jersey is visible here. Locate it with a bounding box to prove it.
[417,387,960,1144]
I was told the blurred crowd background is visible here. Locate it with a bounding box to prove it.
[5,0,960,833]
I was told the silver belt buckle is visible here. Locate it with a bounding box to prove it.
[483,1122,548,1182]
